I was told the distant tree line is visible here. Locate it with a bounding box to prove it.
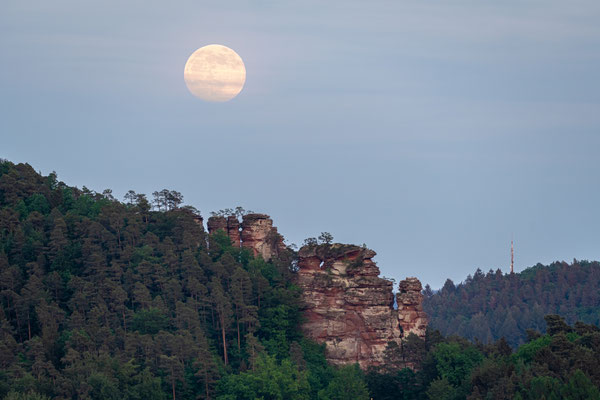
[424,261,600,347]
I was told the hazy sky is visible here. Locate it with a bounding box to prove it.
[2,0,599,288]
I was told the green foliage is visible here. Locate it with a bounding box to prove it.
[524,376,561,400]
[424,262,600,347]
[216,354,310,400]
[15,194,51,219]
[0,161,305,399]
[365,317,600,399]
[317,364,369,400]
[426,377,455,400]
[517,371,600,400]
[88,373,121,400]
[513,335,551,363]
[560,370,600,399]
[432,342,483,387]
[131,368,167,400]
[209,229,232,255]
[3,391,51,400]
[288,339,333,398]
[131,309,170,335]
[365,367,420,400]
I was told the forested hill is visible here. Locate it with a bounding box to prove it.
[0,160,316,399]
[423,261,600,347]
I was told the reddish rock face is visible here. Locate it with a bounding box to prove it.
[227,215,241,248]
[240,214,286,261]
[207,213,285,261]
[207,216,227,235]
[296,244,427,368]
[397,278,428,338]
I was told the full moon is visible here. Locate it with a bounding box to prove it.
[183,44,246,102]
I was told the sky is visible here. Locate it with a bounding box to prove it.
[1,0,599,288]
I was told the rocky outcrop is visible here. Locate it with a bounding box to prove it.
[206,213,285,261]
[227,215,241,248]
[296,244,427,368]
[207,216,227,234]
[241,214,286,260]
[205,213,427,367]
[397,278,428,338]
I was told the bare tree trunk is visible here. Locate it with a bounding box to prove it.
[27,311,32,340]
[221,315,228,365]
[204,368,210,400]
[171,372,176,400]
[236,304,241,351]
[11,297,23,342]
[237,320,241,352]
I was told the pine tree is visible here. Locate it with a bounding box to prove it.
[209,278,232,365]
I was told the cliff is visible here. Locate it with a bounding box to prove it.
[296,244,427,368]
[207,213,286,261]
[397,277,428,339]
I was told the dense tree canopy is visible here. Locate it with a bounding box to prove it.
[0,160,316,399]
[365,316,600,399]
[424,262,600,347]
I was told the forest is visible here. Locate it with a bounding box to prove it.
[424,261,600,348]
[1,159,600,399]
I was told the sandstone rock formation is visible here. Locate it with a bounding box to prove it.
[240,214,286,260]
[206,213,427,367]
[296,244,427,368]
[207,215,227,234]
[206,213,285,261]
[397,278,428,338]
[227,215,241,248]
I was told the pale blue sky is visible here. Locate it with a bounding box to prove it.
[2,0,599,288]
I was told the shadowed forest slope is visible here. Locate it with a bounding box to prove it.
[424,261,600,347]
[0,160,318,399]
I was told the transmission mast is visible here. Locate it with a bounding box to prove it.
[510,239,514,274]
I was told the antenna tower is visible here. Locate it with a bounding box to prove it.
[510,239,514,274]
